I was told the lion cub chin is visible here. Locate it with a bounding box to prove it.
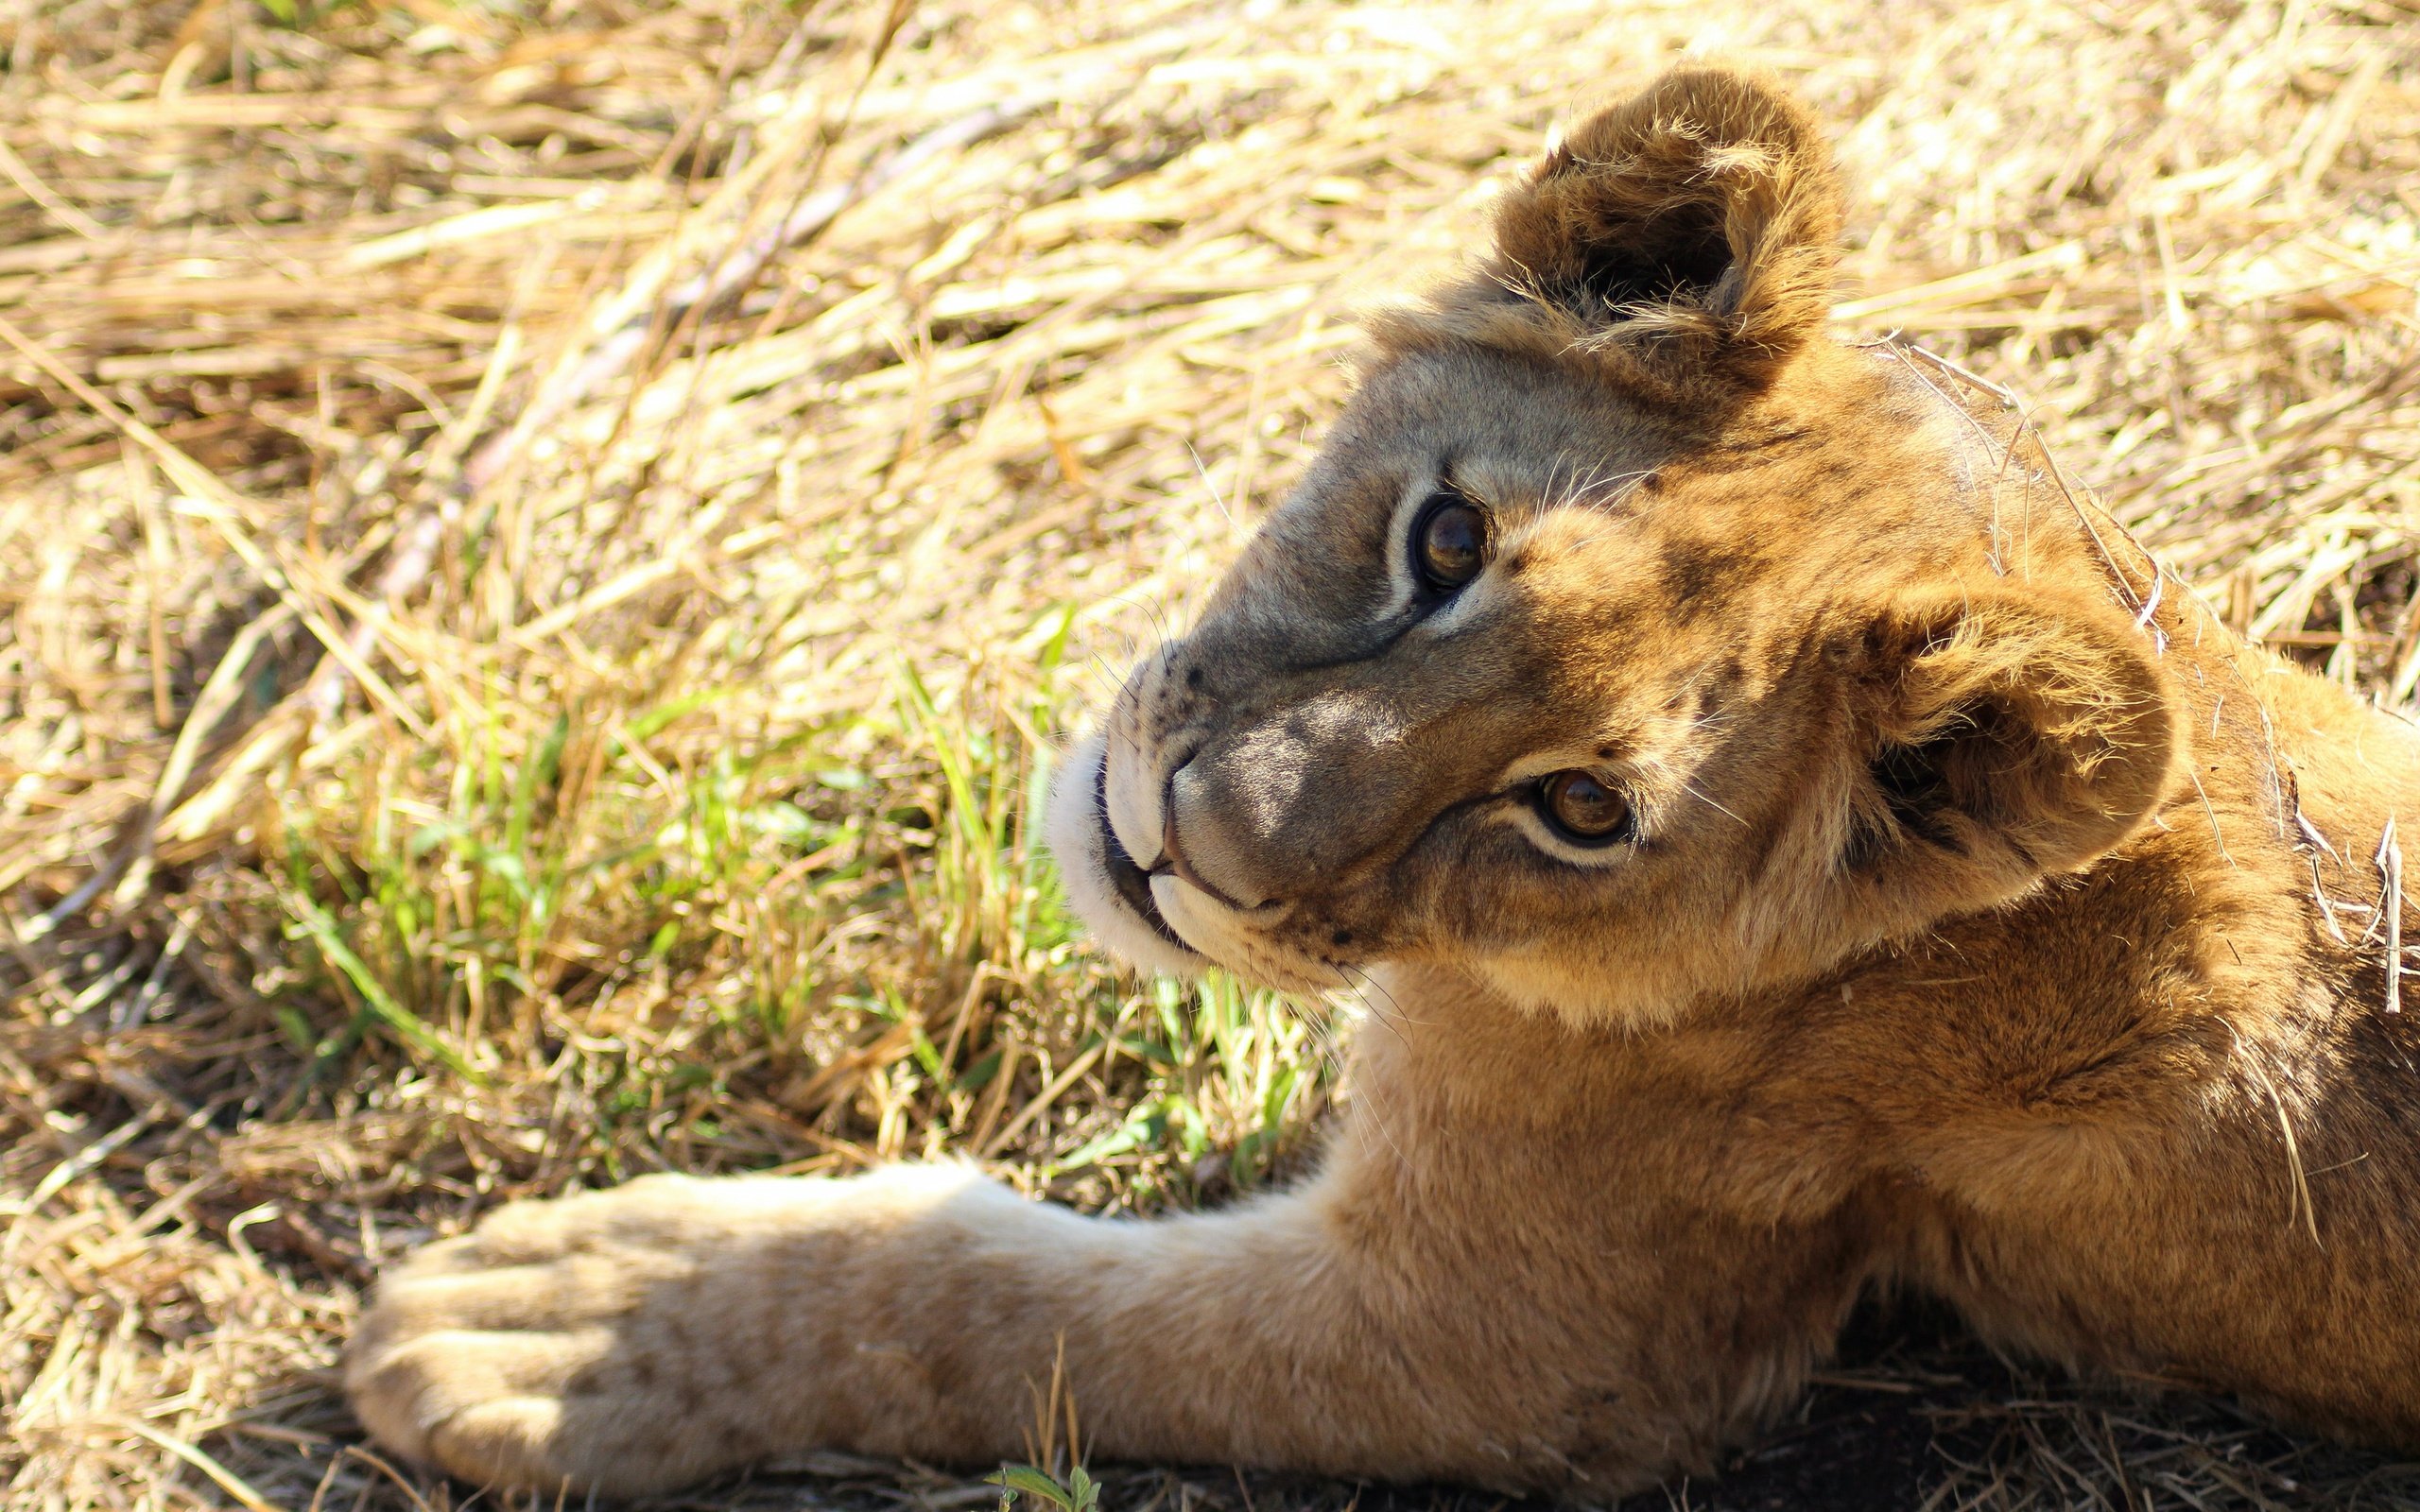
[346,64,2420,1500]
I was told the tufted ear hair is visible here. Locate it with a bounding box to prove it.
[1836,584,2180,919]
[1483,66,1843,391]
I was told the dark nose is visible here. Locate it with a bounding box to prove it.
[1161,691,1430,909]
[1157,793,1253,911]
[1163,744,1296,911]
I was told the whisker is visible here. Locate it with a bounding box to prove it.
[1335,966,1416,1171]
[1680,780,1752,828]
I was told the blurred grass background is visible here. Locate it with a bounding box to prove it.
[3,1,2419,1508]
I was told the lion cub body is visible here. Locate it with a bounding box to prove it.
[347,68,2420,1499]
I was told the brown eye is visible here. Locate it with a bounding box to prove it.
[1539,770,1632,845]
[1414,495,1487,593]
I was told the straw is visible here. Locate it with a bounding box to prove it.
[5,2,2419,1508]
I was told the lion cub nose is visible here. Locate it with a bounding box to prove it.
[1157,805,1253,911]
[1165,756,1285,912]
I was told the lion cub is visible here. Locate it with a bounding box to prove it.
[348,67,2420,1498]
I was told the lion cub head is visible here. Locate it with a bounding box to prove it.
[1046,67,2181,1025]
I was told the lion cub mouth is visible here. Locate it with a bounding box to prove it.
[1049,728,1340,991]
[1096,760,1186,949]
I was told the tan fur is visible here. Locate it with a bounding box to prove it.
[346,67,2420,1500]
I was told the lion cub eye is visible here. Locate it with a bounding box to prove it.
[1413,494,1488,593]
[1538,770,1632,845]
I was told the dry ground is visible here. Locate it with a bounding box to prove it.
[5,1,2420,1508]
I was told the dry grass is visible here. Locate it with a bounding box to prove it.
[3,1,2419,1509]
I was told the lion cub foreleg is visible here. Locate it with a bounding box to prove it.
[349,1161,1473,1495]
[348,1127,1856,1500]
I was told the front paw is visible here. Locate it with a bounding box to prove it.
[347,1170,883,1494]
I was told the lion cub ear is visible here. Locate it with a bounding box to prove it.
[1486,66,1842,390]
[1839,585,2180,917]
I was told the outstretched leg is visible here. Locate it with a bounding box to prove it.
[348,987,1870,1497]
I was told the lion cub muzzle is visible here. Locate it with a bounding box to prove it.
[1050,638,1465,990]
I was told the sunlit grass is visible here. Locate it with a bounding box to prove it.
[11,2,2419,1508]
[254,593,1335,1209]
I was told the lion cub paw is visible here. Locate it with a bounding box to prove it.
[347,1169,948,1494]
